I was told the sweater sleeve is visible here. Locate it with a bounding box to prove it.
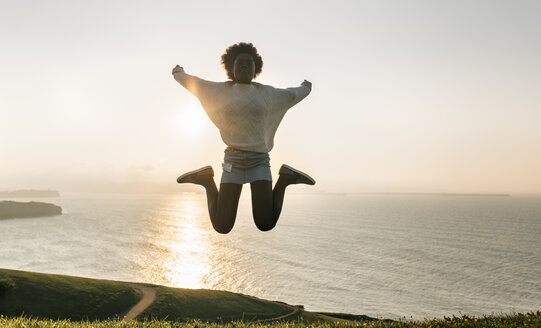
[173,70,223,101]
[271,85,311,112]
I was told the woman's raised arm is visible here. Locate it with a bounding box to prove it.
[271,80,312,112]
[172,65,199,93]
[172,65,225,100]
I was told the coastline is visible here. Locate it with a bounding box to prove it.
[1,268,539,327]
[0,268,372,323]
[0,201,62,219]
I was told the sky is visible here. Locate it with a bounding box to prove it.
[1,0,540,194]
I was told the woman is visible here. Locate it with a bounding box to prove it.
[172,42,314,234]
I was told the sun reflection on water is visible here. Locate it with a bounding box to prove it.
[153,194,214,289]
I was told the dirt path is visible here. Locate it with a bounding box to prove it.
[123,283,157,322]
[256,307,302,322]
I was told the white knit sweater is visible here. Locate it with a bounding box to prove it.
[174,70,311,153]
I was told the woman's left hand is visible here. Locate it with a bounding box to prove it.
[172,65,184,75]
[301,80,312,90]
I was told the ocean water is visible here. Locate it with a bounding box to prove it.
[0,192,540,319]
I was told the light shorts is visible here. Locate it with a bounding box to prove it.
[220,147,272,185]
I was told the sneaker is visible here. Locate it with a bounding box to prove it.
[176,165,214,184]
[279,164,316,185]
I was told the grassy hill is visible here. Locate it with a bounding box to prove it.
[0,269,355,323]
[0,268,539,327]
[0,269,139,320]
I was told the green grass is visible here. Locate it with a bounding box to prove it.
[1,311,541,327]
[0,269,347,323]
[138,285,293,322]
[0,269,140,320]
[2,268,539,327]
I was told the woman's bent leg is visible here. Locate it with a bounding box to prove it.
[250,175,292,231]
[250,180,274,231]
[251,163,316,231]
[272,174,292,220]
[177,166,242,234]
[204,181,242,234]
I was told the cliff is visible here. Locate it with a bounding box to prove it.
[0,201,62,219]
[0,190,60,198]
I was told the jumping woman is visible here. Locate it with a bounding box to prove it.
[172,42,314,234]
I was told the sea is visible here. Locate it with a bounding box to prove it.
[1,192,540,320]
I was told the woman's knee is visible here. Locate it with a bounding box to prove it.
[254,215,276,232]
[211,210,236,234]
[213,222,234,234]
[256,223,276,232]
[212,215,235,233]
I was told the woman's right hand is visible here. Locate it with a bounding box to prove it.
[172,65,184,75]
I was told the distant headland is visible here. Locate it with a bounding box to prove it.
[0,201,62,219]
[0,189,60,198]
[351,192,510,197]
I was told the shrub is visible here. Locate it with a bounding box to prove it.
[0,277,16,295]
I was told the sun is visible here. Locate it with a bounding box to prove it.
[178,101,208,136]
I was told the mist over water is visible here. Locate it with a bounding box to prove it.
[1,192,540,319]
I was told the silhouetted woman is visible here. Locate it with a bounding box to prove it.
[172,42,314,233]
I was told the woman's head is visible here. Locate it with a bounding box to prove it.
[221,42,263,83]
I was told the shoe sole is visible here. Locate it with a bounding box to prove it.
[280,164,316,185]
[177,165,213,183]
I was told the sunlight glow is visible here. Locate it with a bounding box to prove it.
[154,195,213,289]
[178,101,207,137]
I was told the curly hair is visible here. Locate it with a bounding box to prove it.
[221,42,263,81]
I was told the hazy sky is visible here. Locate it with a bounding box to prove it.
[1,0,540,194]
